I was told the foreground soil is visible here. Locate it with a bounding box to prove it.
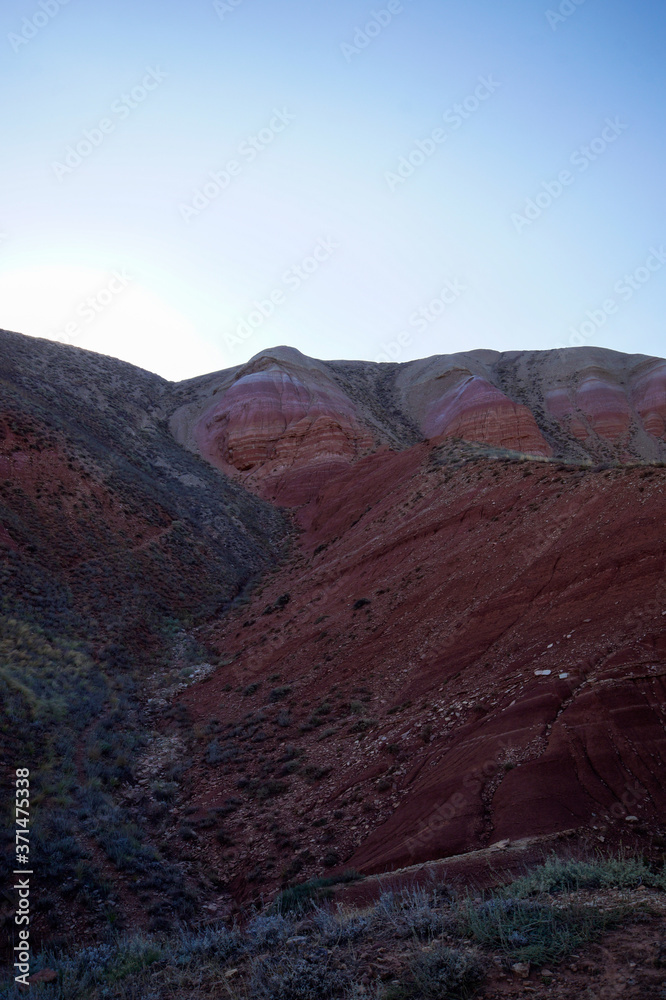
[4,880,663,999]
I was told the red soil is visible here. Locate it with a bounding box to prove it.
[177,445,666,904]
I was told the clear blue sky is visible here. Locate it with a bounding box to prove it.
[0,0,664,379]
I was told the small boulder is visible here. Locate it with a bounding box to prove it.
[28,969,57,984]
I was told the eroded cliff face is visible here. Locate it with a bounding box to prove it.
[633,360,666,441]
[194,363,376,478]
[167,347,666,492]
[540,358,666,462]
[394,348,666,464]
[409,371,551,456]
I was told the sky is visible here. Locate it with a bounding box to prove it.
[0,0,664,381]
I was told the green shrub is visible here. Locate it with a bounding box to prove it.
[174,922,242,962]
[107,937,164,982]
[410,946,484,998]
[205,738,223,764]
[274,871,362,914]
[384,946,484,999]
[505,853,665,897]
[383,885,452,940]
[458,896,622,965]
[269,685,292,702]
[250,953,351,1000]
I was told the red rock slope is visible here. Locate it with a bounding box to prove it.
[177,444,666,903]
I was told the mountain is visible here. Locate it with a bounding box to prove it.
[1,330,665,952]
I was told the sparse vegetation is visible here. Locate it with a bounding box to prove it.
[0,343,292,948]
[1,854,661,998]
[458,896,622,966]
[503,852,666,897]
[392,945,485,999]
[273,871,362,914]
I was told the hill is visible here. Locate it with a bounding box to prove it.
[1,331,665,992]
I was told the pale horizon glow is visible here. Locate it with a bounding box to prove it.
[0,265,228,381]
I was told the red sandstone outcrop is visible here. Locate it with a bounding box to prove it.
[194,364,375,479]
[420,372,551,455]
[545,371,632,444]
[169,347,666,478]
[393,353,551,456]
[633,360,666,441]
